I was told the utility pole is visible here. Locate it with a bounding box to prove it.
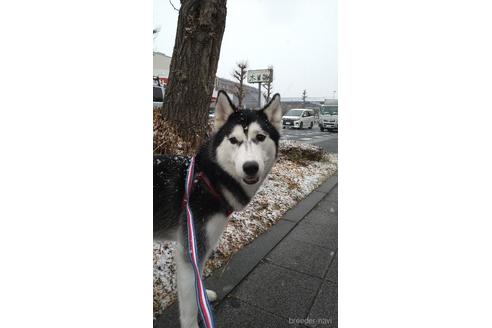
[302,89,307,108]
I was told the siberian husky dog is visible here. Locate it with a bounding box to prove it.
[154,90,282,328]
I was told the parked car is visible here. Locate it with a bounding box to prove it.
[153,85,165,109]
[208,106,215,119]
[282,108,315,129]
[319,105,338,132]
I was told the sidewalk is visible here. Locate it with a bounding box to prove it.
[155,176,338,328]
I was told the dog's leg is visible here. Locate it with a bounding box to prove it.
[201,213,228,304]
[176,212,227,327]
[176,212,213,328]
[175,242,199,328]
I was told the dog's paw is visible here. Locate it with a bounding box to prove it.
[206,289,218,302]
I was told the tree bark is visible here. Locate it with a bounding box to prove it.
[161,0,227,150]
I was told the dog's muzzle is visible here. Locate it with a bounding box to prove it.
[242,161,260,184]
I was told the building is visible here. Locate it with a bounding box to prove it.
[153,51,262,109]
[214,77,260,109]
[153,52,171,86]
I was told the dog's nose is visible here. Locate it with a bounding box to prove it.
[243,161,259,176]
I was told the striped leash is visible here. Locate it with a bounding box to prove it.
[183,156,216,328]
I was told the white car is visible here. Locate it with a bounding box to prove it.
[318,105,338,132]
[282,108,315,129]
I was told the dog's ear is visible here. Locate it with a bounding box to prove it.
[214,91,236,131]
[261,93,282,131]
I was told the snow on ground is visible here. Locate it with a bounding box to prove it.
[153,140,338,316]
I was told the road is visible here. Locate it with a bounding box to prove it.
[281,127,338,153]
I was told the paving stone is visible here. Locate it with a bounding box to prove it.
[265,238,334,278]
[231,262,322,319]
[287,218,337,250]
[306,281,337,327]
[303,186,338,227]
[214,296,305,328]
[331,312,338,328]
[206,219,296,300]
[154,303,179,328]
[283,191,327,223]
[325,253,337,284]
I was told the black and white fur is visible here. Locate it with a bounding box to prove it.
[154,91,282,328]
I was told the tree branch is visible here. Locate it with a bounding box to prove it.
[169,0,179,11]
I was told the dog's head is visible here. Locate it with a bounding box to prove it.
[213,91,282,191]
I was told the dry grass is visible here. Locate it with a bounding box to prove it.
[279,143,326,164]
[153,110,190,155]
[153,110,214,155]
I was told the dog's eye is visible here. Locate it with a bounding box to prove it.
[256,134,266,142]
[229,137,239,144]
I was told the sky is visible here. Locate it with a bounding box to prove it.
[153,0,337,99]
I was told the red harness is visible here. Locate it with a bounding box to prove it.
[184,170,234,217]
[197,172,234,217]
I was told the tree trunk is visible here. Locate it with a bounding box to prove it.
[262,81,272,102]
[233,61,247,109]
[161,0,227,151]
